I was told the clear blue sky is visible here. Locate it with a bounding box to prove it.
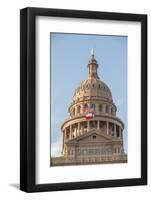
[50,33,127,156]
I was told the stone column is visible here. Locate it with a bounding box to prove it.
[65,128,67,140]
[77,124,78,136]
[74,128,76,138]
[75,125,77,137]
[120,127,123,139]
[97,120,100,130]
[118,126,120,138]
[87,120,90,132]
[81,122,84,134]
[62,130,65,153]
[106,121,109,135]
[109,106,111,114]
[73,127,76,138]
[114,124,116,137]
[70,125,72,139]
[78,122,80,136]
[75,106,77,115]
[71,127,74,139]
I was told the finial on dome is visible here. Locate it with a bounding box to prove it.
[90,48,95,59]
[91,48,94,56]
[88,48,99,79]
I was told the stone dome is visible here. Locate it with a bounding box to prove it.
[73,78,112,103]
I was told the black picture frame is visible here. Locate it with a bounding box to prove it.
[20,7,147,192]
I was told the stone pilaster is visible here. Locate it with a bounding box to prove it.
[103,104,106,113]
[106,121,109,135]
[108,106,111,114]
[114,124,116,137]
[81,104,84,114]
[75,106,77,115]
[97,120,100,130]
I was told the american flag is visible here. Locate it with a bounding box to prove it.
[84,107,95,120]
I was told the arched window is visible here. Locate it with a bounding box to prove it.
[84,104,88,114]
[99,104,102,112]
[117,126,120,137]
[86,84,89,89]
[77,105,81,114]
[92,135,96,139]
[66,133,70,139]
[73,108,75,116]
[91,103,95,109]
[111,124,114,131]
[106,105,109,113]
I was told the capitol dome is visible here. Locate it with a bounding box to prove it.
[72,49,112,105]
[67,49,117,118]
[69,49,113,112]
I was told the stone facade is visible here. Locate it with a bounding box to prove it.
[51,50,127,166]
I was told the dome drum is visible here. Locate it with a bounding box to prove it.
[62,120,123,140]
[68,101,117,118]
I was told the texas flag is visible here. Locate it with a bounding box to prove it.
[84,107,95,120]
